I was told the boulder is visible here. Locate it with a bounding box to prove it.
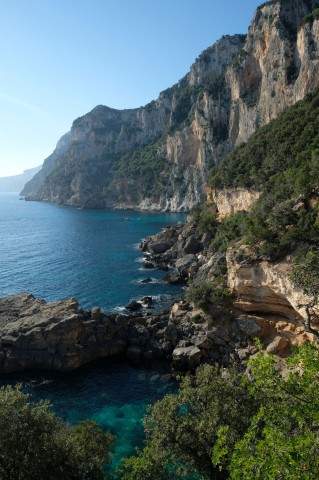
[143,261,155,269]
[183,236,201,254]
[266,336,289,354]
[141,296,153,307]
[236,316,262,338]
[164,323,178,343]
[125,300,142,311]
[149,241,171,254]
[172,345,202,369]
[163,271,183,285]
[175,255,197,276]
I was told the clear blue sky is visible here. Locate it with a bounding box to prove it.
[0,0,262,177]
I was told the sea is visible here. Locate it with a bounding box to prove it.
[0,192,185,475]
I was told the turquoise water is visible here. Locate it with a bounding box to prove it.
[0,193,184,476]
[0,358,177,476]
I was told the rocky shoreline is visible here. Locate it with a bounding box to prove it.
[0,290,246,374]
[1,217,316,375]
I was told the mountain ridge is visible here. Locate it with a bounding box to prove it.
[24,0,319,211]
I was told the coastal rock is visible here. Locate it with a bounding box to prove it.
[125,300,142,311]
[172,345,202,370]
[0,293,128,373]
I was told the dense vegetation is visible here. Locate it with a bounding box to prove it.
[0,386,114,480]
[118,345,319,479]
[204,88,319,261]
[109,139,171,202]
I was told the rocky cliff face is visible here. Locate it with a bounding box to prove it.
[21,132,71,196]
[26,0,319,211]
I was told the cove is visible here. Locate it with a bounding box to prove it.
[0,357,177,476]
[0,194,187,475]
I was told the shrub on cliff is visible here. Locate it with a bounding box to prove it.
[207,88,319,260]
[191,203,218,234]
[0,385,115,480]
[186,280,231,311]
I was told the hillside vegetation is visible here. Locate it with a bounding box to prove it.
[206,88,319,261]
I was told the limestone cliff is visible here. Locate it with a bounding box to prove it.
[21,132,71,196]
[26,0,319,211]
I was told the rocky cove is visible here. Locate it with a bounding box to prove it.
[0,209,317,376]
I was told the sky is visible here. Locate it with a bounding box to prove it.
[0,0,263,177]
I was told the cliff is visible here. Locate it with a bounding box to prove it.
[21,132,70,196]
[0,166,41,193]
[25,0,319,211]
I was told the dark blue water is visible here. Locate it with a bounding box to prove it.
[0,193,184,476]
[0,193,184,311]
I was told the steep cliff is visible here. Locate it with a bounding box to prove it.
[27,0,319,211]
[21,132,71,196]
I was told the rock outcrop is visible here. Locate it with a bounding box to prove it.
[141,217,318,360]
[0,293,127,373]
[0,289,281,373]
[21,132,71,197]
[25,0,319,211]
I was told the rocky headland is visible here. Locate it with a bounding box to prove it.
[22,0,319,212]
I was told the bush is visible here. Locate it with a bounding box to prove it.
[118,364,257,480]
[0,385,115,480]
[185,281,214,309]
[191,204,218,234]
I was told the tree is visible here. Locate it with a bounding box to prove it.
[214,344,319,479]
[0,385,115,480]
[117,364,257,480]
[291,248,319,336]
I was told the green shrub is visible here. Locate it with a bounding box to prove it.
[185,281,213,309]
[0,385,115,480]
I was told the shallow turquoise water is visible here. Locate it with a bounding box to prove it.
[0,358,177,476]
[0,193,184,476]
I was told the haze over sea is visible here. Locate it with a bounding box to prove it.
[0,192,184,475]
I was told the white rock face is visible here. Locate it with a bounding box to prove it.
[28,0,319,211]
[226,246,315,324]
[208,188,261,219]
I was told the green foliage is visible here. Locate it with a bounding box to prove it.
[119,345,319,480]
[185,281,214,309]
[191,204,218,234]
[208,88,319,259]
[0,385,115,480]
[109,138,171,202]
[220,345,319,479]
[118,364,257,480]
[291,248,319,298]
[205,75,226,99]
[210,89,319,191]
[257,0,280,9]
[302,7,319,27]
[209,212,250,253]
